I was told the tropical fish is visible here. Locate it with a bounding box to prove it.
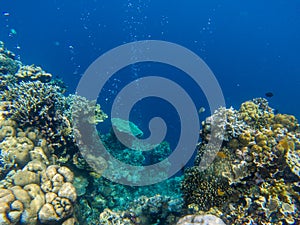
[198,107,206,114]
[265,92,274,98]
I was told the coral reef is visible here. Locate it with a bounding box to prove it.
[99,208,135,225]
[0,85,107,172]
[102,123,172,167]
[1,42,299,225]
[181,167,232,211]
[1,80,63,126]
[99,121,172,185]
[182,98,300,225]
[1,41,178,225]
[72,175,89,197]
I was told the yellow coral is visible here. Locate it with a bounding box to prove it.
[239,101,259,123]
[239,132,252,146]
[273,114,298,131]
[15,65,52,82]
[251,144,263,152]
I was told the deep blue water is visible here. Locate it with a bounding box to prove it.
[1,0,300,147]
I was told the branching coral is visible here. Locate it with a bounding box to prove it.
[1,81,65,126]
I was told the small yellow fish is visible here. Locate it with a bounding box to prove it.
[217,188,225,196]
[216,152,227,159]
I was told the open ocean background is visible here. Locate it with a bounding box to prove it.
[1,0,300,148]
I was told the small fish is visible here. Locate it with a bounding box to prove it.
[217,188,225,196]
[10,29,17,35]
[198,107,206,114]
[265,92,274,98]
[216,152,227,159]
[3,12,10,16]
